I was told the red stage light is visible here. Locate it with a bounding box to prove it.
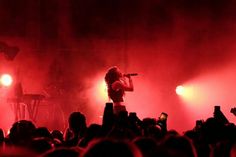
[0,74,13,87]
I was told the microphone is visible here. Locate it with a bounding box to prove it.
[123,73,138,77]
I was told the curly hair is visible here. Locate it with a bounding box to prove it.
[104,66,121,86]
[105,66,124,100]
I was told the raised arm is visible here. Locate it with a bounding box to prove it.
[124,76,134,91]
[112,76,134,92]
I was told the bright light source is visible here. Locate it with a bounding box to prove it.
[176,85,185,95]
[91,76,109,105]
[176,84,196,103]
[0,74,13,87]
[96,80,108,102]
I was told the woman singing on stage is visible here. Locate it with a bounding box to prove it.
[105,66,134,115]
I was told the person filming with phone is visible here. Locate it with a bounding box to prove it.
[105,66,135,115]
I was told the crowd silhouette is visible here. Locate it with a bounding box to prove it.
[0,103,236,157]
